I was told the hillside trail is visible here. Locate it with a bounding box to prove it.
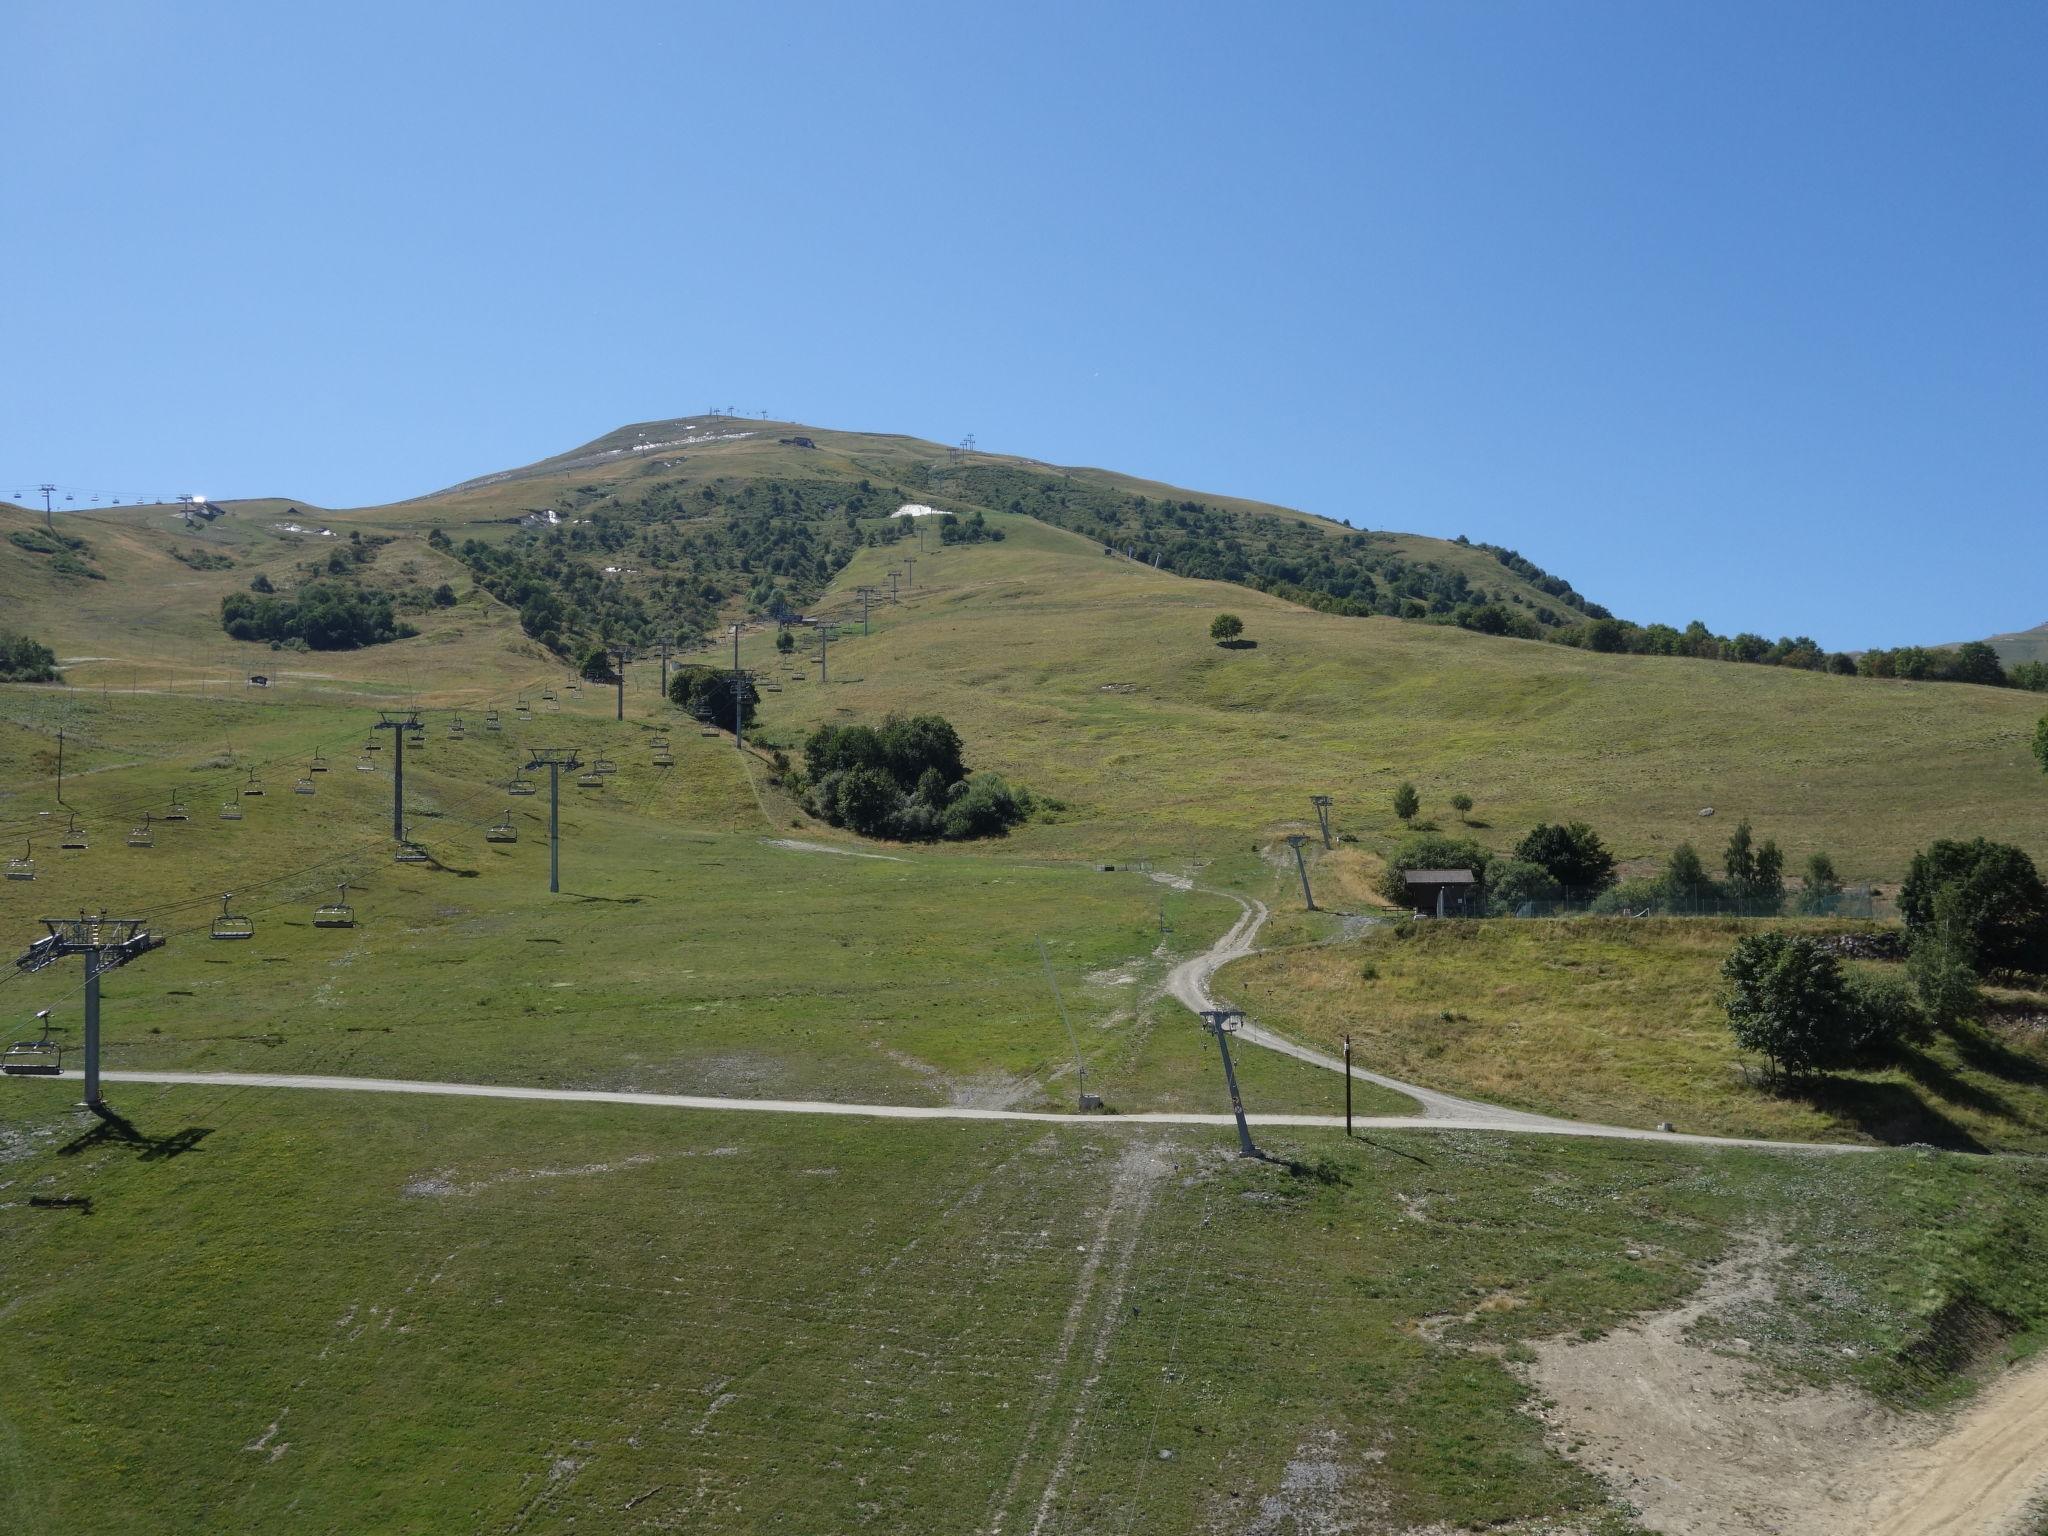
[1525,1232,2048,1535]
[1161,882,1769,1140]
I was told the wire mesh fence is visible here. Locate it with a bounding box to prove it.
[1403,885,1892,922]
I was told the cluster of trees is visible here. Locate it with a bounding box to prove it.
[950,463,1603,630]
[219,582,416,650]
[1378,815,1849,917]
[797,715,1033,841]
[668,665,759,729]
[0,629,60,682]
[1550,620,2046,694]
[1725,837,2048,1080]
[936,509,1003,545]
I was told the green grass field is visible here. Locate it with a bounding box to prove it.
[7,1080,2048,1534]
[1224,918,2048,1152]
[7,422,2048,1530]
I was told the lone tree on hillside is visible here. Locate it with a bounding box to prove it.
[580,646,619,684]
[1392,782,1420,822]
[1449,793,1474,823]
[1722,932,1855,1081]
[1210,613,1244,645]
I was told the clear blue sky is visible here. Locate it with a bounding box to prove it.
[6,1,2044,648]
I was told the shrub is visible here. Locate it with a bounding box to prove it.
[1590,876,1664,915]
[1392,782,1420,822]
[1483,857,1557,914]
[249,572,275,594]
[776,628,795,654]
[432,582,457,607]
[1449,793,1474,821]
[0,629,60,683]
[1209,613,1244,643]
[2035,715,2048,775]
[942,774,1033,839]
[833,765,900,837]
[1844,970,1922,1056]
[1515,821,1617,892]
[1722,932,1856,1079]
[580,646,618,683]
[1899,838,2048,975]
[669,665,759,729]
[219,581,414,649]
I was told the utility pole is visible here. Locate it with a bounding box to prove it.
[1198,1009,1258,1158]
[373,710,420,844]
[902,557,915,591]
[55,729,64,804]
[1286,834,1317,910]
[656,637,676,702]
[1343,1034,1352,1136]
[15,914,164,1112]
[524,749,582,893]
[728,624,746,751]
[1311,794,1335,850]
[855,587,875,635]
[1037,938,1101,1111]
[888,571,899,604]
[817,624,835,685]
[606,643,633,721]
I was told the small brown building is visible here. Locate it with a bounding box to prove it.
[1401,868,1480,917]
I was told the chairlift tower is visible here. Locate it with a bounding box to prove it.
[1310,795,1335,850]
[372,710,421,844]
[1037,938,1101,1111]
[888,571,900,604]
[524,749,583,894]
[1198,1009,1259,1158]
[1286,834,1317,910]
[15,914,164,1111]
[855,586,876,636]
[605,642,634,722]
[38,484,56,531]
[655,636,678,701]
[816,623,837,685]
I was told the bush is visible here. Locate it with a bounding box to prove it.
[580,646,618,683]
[1209,613,1244,643]
[1590,876,1664,915]
[1515,821,1617,891]
[2035,715,2048,776]
[669,665,759,729]
[1844,970,1922,1056]
[1899,838,2048,975]
[432,582,457,607]
[1392,782,1420,822]
[1722,932,1857,1079]
[249,572,275,593]
[0,629,60,683]
[1484,857,1557,914]
[219,581,415,650]
[1723,821,1785,913]
[1449,793,1474,821]
[800,714,1032,841]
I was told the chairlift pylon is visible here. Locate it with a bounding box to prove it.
[5,842,34,881]
[210,893,254,941]
[313,881,356,928]
[60,814,88,850]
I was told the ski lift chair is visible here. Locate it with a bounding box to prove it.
[2,1024,60,1074]
[485,816,518,844]
[363,734,383,753]
[210,893,254,941]
[541,688,558,703]
[313,882,356,927]
[394,834,428,864]
[126,813,155,848]
[649,735,670,750]
[576,766,603,788]
[485,709,502,732]
[592,757,618,777]
[163,795,190,821]
[653,748,675,766]
[5,842,33,881]
[309,751,329,773]
[242,770,265,796]
[356,753,376,772]
[294,769,316,794]
[508,773,537,797]
[449,716,467,740]
[60,814,88,849]
[219,800,243,821]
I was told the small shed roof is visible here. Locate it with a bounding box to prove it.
[1404,868,1477,884]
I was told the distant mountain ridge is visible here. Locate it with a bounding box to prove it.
[1959,621,2048,667]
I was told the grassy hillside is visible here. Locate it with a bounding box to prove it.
[1978,621,2048,667]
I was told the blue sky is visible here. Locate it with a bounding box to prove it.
[5,1,2043,648]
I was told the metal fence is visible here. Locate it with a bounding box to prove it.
[1410,885,1890,922]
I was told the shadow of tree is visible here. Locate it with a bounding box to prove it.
[1792,1076,1987,1152]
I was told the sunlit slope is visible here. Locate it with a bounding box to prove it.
[0,501,558,702]
[740,512,2048,880]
